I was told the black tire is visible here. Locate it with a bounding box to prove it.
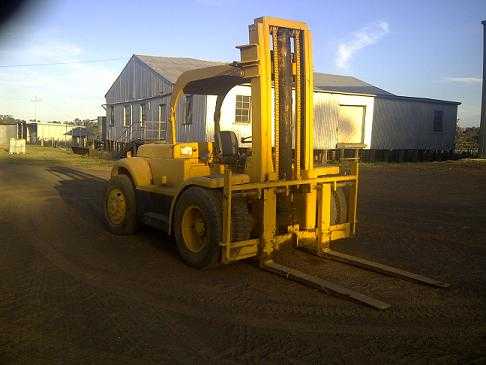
[104,174,139,235]
[174,187,222,269]
[331,187,348,225]
[231,198,254,241]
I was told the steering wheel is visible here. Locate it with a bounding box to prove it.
[240,135,252,144]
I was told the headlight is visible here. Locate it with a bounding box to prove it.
[180,145,193,157]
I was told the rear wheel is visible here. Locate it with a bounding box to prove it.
[104,174,139,235]
[174,187,222,269]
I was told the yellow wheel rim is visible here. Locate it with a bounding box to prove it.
[181,205,207,253]
[107,188,127,225]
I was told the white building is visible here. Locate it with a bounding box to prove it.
[104,55,460,152]
[26,122,79,143]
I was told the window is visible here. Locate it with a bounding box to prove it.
[235,95,251,123]
[184,95,193,125]
[159,103,167,123]
[123,105,132,127]
[433,110,443,132]
[109,105,115,126]
[139,103,147,126]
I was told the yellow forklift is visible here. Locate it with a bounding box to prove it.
[104,17,448,309]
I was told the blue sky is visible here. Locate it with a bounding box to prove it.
[0,0,484,126]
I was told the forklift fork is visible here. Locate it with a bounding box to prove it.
[319,248,449,288]
[262,244,449,310]
[262,259,391,310]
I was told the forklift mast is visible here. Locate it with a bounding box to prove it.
[243,17,314,182]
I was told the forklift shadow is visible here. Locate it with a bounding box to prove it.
[47,166,107,228]
[46,165,178,256]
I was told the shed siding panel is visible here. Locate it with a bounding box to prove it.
[314,93,374,149]
[175,95,207,142]
[372,98,457,150]
[105,57,172,104]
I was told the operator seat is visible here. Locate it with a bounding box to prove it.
[217,130,240,164]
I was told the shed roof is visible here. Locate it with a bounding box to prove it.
[134,54,393,96]
[128,55,459,105]
[376,94,461,106]
[64,126,93,137]
[135,55,224,84]
[313,73,394,96]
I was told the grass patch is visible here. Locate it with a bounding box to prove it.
[0,145,114,171]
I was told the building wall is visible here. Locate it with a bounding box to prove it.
[371,98,458,150]
[314,92,374,149]
[34,123,77,142]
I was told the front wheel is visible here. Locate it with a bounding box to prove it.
[174,187,222,269]
[104,174,139,235]
[331,187,348,225]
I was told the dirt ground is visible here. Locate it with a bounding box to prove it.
[0,146,485,363]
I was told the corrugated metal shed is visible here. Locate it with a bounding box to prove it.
[105,54,460,151]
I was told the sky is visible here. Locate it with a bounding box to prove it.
[0,0,484,127]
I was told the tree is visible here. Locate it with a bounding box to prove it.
[0,115,16,124]
[455,126,479,152]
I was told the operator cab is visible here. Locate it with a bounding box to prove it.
[166,63,251,170]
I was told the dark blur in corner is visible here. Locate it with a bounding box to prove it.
[0,0,40,31]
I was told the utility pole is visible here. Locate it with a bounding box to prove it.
[31,96,42,123]
[480,20,486,157]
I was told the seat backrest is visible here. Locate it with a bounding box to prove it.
[218,131,239,158]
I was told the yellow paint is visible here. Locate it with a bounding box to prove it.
[106,188,126,225]
[111,157,152,187]
[137,142,201,160]
[181,205,207,253]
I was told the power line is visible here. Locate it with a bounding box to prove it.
[0,57,125,68]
